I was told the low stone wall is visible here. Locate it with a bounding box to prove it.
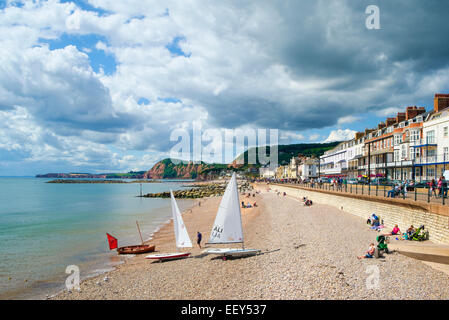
[269,184,449,245]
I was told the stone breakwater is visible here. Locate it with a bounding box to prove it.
[141,181,252,199]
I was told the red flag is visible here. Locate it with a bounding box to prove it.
[106,233,118,250]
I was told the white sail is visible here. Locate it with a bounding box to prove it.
[208,172,244,244]
[171,190,192,248]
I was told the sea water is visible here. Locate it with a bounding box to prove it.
[0,177,194,299]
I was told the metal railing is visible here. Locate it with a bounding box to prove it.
[270,180,449,206]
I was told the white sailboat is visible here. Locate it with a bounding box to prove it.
[145,190,192,262]
[203,172,260,260]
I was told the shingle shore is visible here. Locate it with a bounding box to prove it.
[54,186,449,300]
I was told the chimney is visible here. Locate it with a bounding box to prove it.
[378,122,386,129]
[386,117,396,126]
[434,94,449,112]
[406,106,426,120]
[396,112,406,123]
[355,132,364,140]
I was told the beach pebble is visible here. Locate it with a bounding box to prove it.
[49,187,449,300]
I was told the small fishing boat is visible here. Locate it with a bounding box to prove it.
[117,244,155,254]
[107,221,156,254]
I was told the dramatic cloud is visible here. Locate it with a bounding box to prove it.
[324,129,357,143]
[1,0,449,174]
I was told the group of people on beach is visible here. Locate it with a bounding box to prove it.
[302,196,313,206]
[358,212,428,259]
[242,201,257,208]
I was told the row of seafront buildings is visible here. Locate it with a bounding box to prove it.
[259,154,319,181]
[320,93,449,181]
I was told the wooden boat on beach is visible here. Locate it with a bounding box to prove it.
[117,244,155,254]
[107,221,156,254]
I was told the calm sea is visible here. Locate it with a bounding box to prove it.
[0,177,194,300]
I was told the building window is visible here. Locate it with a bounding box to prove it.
[410,130,419,143]
[401,145,407,159]
[427,130,435,144]
[444,127,448,138]
[444,147,449,161]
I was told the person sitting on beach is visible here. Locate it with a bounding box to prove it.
[405,225,415,240]
[242,201,245,208]
[304,199,313,206]
[246,202,252,208]
[370,213,379,226]
[384,224,401,236]
[283,192,286,196]
[357,243,376,259]
[253,202,257,207]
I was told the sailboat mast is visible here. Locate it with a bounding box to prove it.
[136,221,144,245]
[235,174,245,249]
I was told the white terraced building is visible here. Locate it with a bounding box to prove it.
[318,93,449,182]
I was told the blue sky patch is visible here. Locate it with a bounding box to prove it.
[166,36,190,57]
[60,0,110,16]
[138,97,150,106]
[39,33,117,75]
[158,97,182,104]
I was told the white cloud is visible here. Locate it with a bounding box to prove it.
[1,1,449,174]
[308,134,321,142]
[337,115,361,125]
[323,129,356,143]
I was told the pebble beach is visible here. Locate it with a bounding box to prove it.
[54,184,449,300]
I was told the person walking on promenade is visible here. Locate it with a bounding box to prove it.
[197,231,202,249]
[443,176,448,198]
[438,177,443,197]
[403,180,408,198]
[430,179,437,198]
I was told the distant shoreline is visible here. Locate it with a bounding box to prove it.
[46,179,161,184]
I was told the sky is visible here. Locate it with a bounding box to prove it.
[1,0,449,175]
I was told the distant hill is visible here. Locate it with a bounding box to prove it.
[144,142,340,179]
[229,142,340,168]
[143,158,226,179]
[38,143,340,180]
[36,171,146,179]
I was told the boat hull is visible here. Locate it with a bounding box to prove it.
[203,248,261,257]
[117,244,155,254]
[145,252,191,261]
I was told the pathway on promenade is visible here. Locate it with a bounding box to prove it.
[56,190,449,300]
[280,182,449,206]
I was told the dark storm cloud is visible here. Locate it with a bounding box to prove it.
[194,0,449,131]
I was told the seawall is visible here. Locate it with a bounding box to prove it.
[266,184,449,245]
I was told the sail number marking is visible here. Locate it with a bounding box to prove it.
[211,225,223,239]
